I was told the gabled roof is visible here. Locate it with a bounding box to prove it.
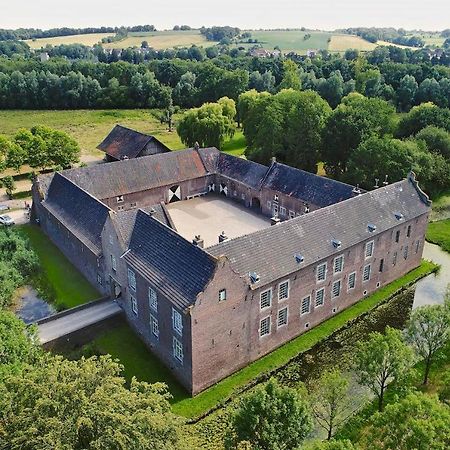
[124,210,217,309]
[63,149,209,200]
[97,125,170,160]
[208,174,430,287]
[217,152,268,189]
[43,173,110,255]
[262,162,356,207]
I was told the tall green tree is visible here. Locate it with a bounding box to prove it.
[278,60,301,91]
[354,327,414,412]
[406,297,450,384]
[225,378,313,450]
[322,94,396,178]
[309,370,354,440]
[0,355,182,450]
[358,392,450,450]
[416,125,450,159]
[397,74,418,111]
[177,97,236,149]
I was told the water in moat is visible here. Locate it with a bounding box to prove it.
[15,285,56,324]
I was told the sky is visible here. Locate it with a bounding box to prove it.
[1,0,449,31]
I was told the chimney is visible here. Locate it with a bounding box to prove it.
[271,156,277,164]
[194,141,200,150]
[352,184,362,196]
[219,231,228,243]
[149,208,156,217]
[192,235,204,248]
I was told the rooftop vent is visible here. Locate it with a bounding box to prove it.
[192,235,204,248]
[249,272,260,284]
[219,231,228,243]
[271,216,281,226]
[394,212,404,221]
[352,184,362,196]
[368,223,377,233]
[332,239,342,249]
[295,253,304,264]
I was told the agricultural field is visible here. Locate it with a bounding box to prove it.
[407,32,445,47]
[102,29,216,49]
[24,32,114,49]
[328,34,376,52]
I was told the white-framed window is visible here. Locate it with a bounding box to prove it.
[111,254,117,272]
[260,316,271,337]
[173,336,183,363]
[333,255,344,274]
[348,272,356,291]
[278,280,289,301]
[280,206,286,216]
[148,287,158,311]
[150,314,159,338]
[363,264,371,282]
[315,288,325,307]
[332,279,342,298]
[365,241,374,258]
[131,295,138,315]
[172,308,183,335]
[289,210,295,219]
[272,204,279,216]
[274,194,279,201]
[317,262,327,282]
[277,307,288,327]
[116,195,124,203]
[127,268,136,291]
[404,245,408,260]
[301,296,311,315]
[219,289,227,302]
[260,289,272,309]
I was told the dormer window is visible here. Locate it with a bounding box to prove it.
[332,239,342,249]
[368,224,376,233]
[274,194,279,202]
[295,253,304,264]
[250,272,260,284]
[395,212,403,220]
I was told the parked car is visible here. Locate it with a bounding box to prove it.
[0,205,10,211]
[0,215,15,226]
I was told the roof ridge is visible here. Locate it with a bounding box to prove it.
[407,171,432,206]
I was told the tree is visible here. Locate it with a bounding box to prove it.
[321,94,396,178]
[225,378,313,450]
[406,299,450,384]
[1,175,16,199]
[309,370,354,440]
[177,98,236,149]
[354,327,414,412]
[0,355,182,450]
[303,440,356,450]
[173,71,198,107]
[316,71,345,108]
[278,60,301,91]
[397,75,418,111]
[0,310,39,379]
[416,126,450,160]
[358,392,450,450]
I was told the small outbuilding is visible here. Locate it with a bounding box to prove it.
[98,125,171,162]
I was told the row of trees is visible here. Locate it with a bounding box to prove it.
[0,126,80,173]
[226,296,450,449]
[239,90,450,195]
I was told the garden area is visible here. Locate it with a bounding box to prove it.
[427,218,450,253]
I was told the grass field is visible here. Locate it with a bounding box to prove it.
[17,224,100,309]
[25,33,114,49]
[426,219,450,253]
[103,30,215,50]
[80,260,436,418]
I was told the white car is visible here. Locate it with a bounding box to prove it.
[0,205,10,212]
[0,215,15,226]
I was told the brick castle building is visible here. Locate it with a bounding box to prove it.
[32,146,431,395]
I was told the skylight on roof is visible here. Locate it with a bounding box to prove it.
[394,212,404,220]
[368,223,377,233]
[295,253,304,264]
[332,239,342,249]
[249,272,260,284]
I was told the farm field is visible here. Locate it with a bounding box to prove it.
[328,34,376,52]
[102,30,216,49]
[24,32,114,48]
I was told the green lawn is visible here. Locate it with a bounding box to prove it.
[92,323,188,403]
[222,131,246,156]
[426,219,450,253]
[81,260,436,419]
[17,224,100,309]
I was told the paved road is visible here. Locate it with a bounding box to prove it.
[38,300,122,344]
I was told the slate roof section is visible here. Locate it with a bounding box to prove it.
[124,210,217,309]
[63,149,209,199]
[262,162,356,207]
[97,125,170,160]
[111,204,172,248]
[208,174,430,287]
[217,153,269,189]
[43,173,110,254]
[197,147,220,173]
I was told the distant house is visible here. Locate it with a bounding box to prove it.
[98,125,171,162]
[249,47,281,58]
[306,49,317,58]
[40,52,50,62]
